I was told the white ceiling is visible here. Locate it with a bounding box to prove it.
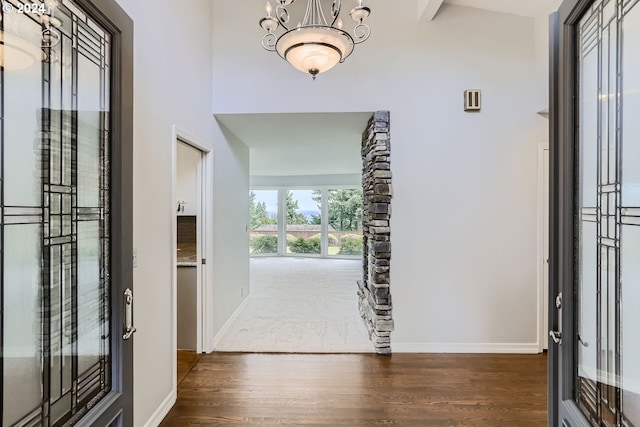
[444,0,563,17]
[215,112,373,177]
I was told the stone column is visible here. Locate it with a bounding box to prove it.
[358,111,393,355]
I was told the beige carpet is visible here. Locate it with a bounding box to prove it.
[215,257,373,353]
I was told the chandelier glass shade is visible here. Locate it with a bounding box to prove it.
[0,6,62,70]
[260,0,371,79]
[0,30,41,70]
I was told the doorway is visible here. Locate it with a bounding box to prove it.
[171,128,212,389]
[213,111,394,354]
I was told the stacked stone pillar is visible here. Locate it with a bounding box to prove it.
[358,111,393,355]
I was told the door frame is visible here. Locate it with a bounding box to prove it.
[549,0,597,425]
[537,142,549,353]
[71,0,134,425]
[170,126,214,390]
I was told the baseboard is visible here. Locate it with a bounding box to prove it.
[393,342,541,354]
[212,295,252,350]
[142,389,176,427]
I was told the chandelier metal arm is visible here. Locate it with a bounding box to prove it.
[353,22,370,44]
[262,32,277,51]
[303,0,329,26]
[329,0,341,27]
[276,4,290,31]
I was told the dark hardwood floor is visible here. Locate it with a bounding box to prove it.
[177,350,202,387]
[161,352,547,426]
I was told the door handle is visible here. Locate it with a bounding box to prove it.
[578,334,589,347]
[549,330,562,344]
[549,292,562,345]
[123,288,137,340]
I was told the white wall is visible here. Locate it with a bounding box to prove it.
[213,1,548,351]
[112,0,249,425]
[211,121,250,336]
[534,13,553,122]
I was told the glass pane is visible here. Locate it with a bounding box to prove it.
[3,225,43,427]
[49,36,63,186]
[600,246,616,386]
[77,221,104,375]
[77,55,102,208]
[249,190,278,255]
[49,243,74,405]
[62,244,73,394]
[622,225,640,425]
[62,36,74,187]
[328,189,364,257]
[3,12,42,207]
[286,190,321,255]
[579,221,598,382]
[50,245,62,402]
[622,4,640,207]
[580,47,599,208]
[601,28,610,185]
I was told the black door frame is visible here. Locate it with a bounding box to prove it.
[72,0,133,425]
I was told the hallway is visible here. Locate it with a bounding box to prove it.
[160,352,547,426]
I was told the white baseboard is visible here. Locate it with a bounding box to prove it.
[392,342,541,354]
[142,389,176,427]
[212,295,252,350]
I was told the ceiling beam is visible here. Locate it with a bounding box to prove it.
[417,0,445,21]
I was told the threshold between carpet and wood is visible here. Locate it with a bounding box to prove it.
[160,352,548,426]
[214,257,373,353]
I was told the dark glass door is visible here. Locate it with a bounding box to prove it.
[0,0,133,425]
[551,0,640,426]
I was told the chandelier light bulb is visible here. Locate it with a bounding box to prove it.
[260,1,279,33]
[42,0,58,12]
[259,0,372,79]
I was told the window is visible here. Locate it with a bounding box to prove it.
[249,190,278,255]
[327,189,363,257]
[248,188,363,258]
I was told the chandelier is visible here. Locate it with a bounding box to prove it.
[259,0,371,79]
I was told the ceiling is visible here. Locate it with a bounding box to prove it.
[444,0,563,17]
[215,112,373,177]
